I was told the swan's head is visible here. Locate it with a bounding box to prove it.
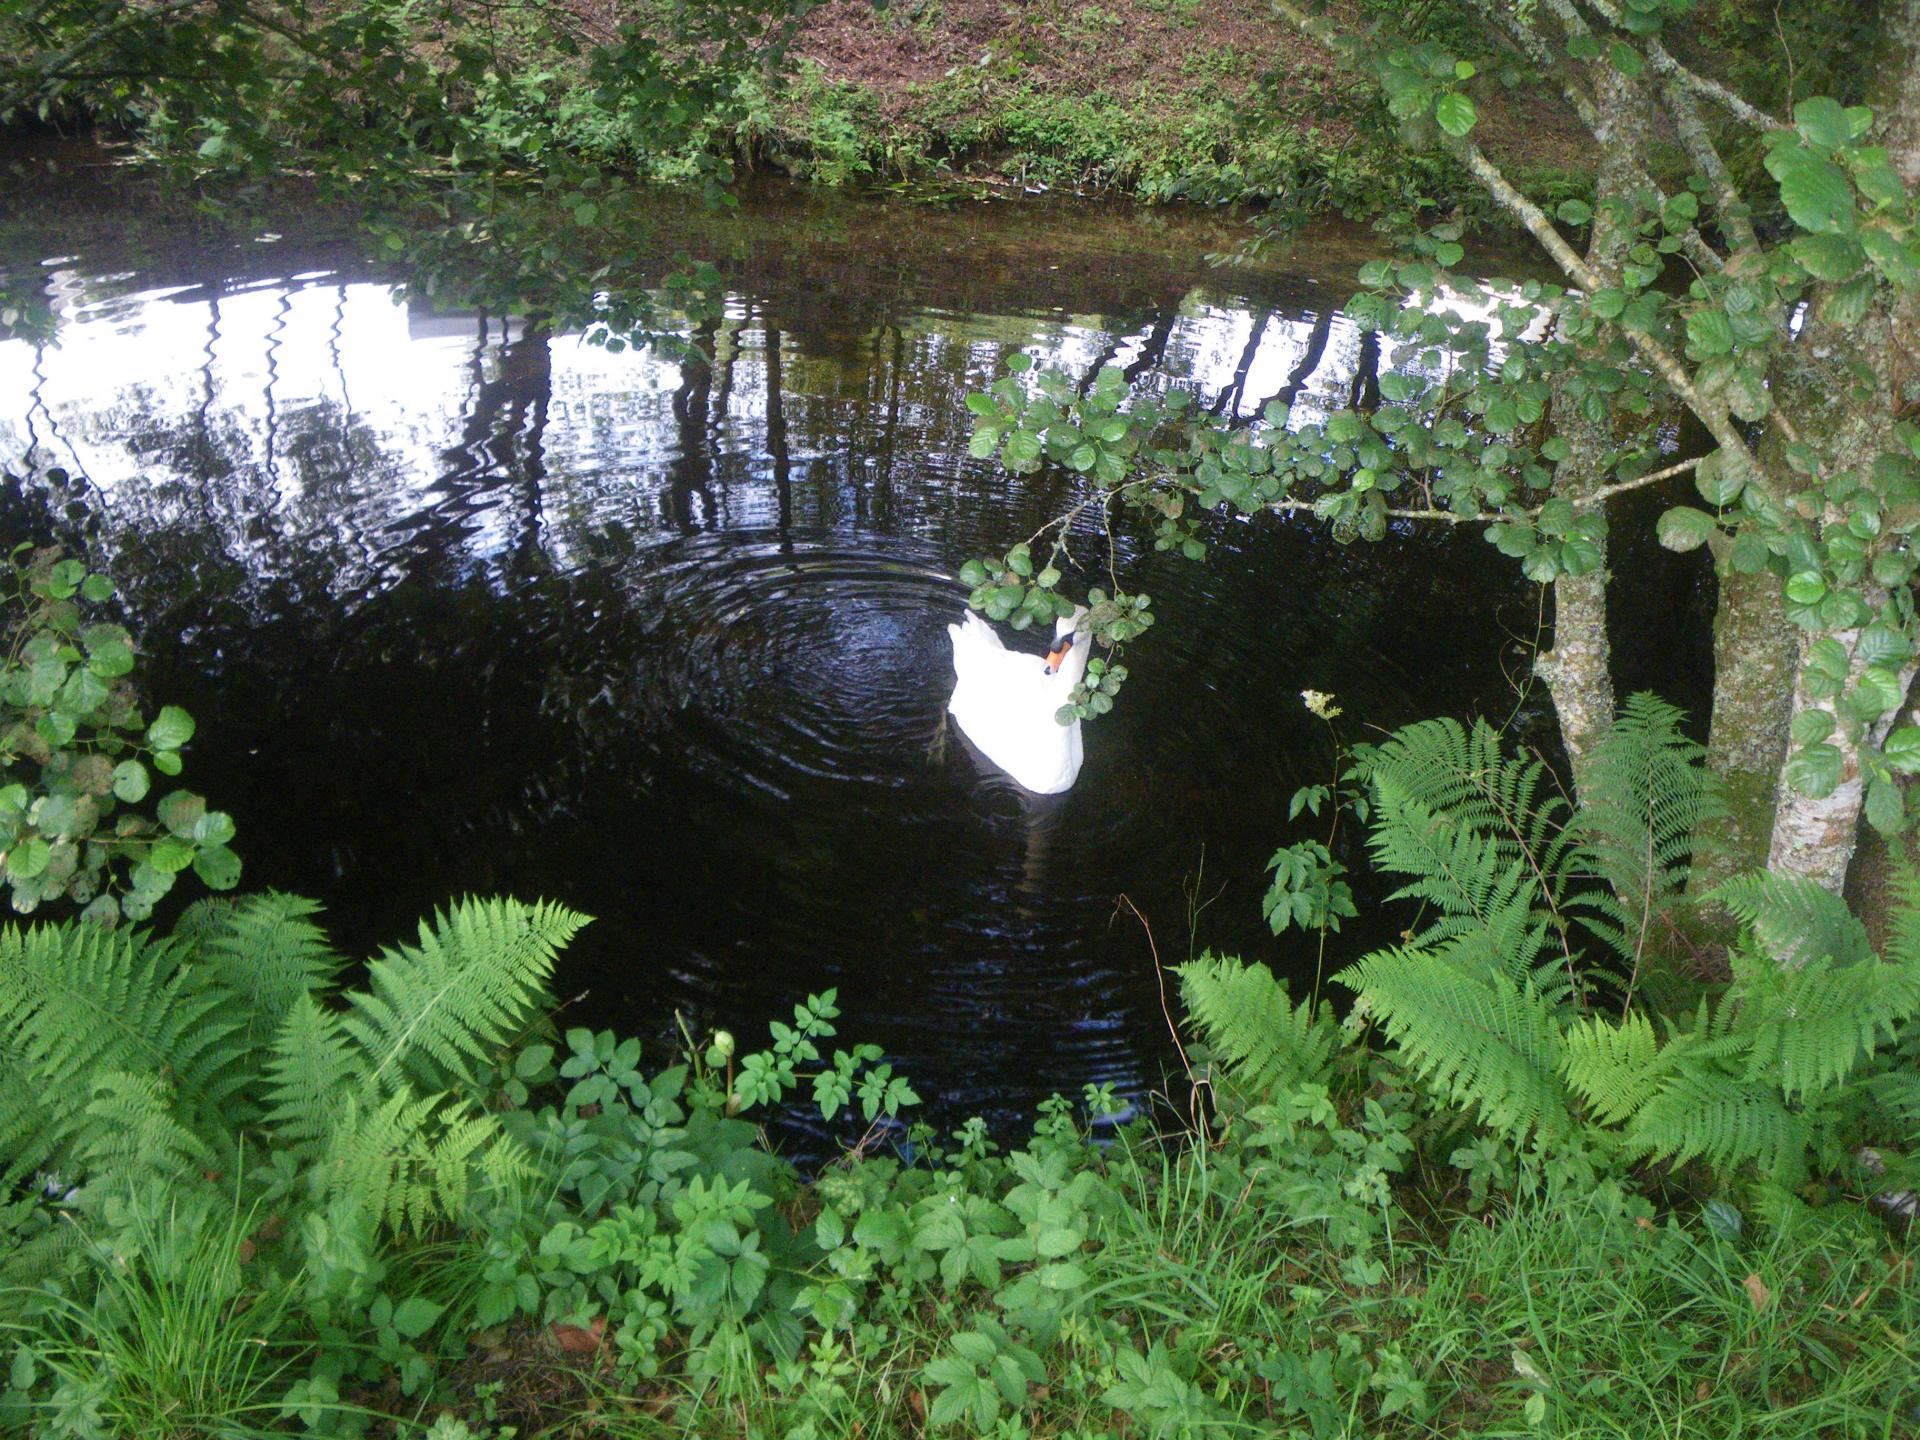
[1043,606,1090,675]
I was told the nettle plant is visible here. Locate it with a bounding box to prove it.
[0,546,238,922]
[962,0,1920,896]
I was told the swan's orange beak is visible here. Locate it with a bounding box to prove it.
[1044,635,1075,674]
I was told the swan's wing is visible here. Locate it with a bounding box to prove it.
[949,610,1012,675]
[959,610,1006,649]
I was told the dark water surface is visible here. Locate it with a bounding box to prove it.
[0,157,1710,1133]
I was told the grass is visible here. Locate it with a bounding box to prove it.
[6,1191,307,1439]
[419,1133,1918,1439]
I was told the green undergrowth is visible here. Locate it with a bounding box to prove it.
[0,887,1913,1439]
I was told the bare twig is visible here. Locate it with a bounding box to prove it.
[1115,893,1206,1136]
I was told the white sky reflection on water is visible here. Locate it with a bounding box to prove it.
[0,266,1423,598]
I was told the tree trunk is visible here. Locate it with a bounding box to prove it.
[1763,17,1920,892]
[1694,561,1797,892]
[1537,560,1614,800]
[1534,62,1658,801]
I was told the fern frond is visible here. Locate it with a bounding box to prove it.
[1573,692,1722,964]
[263,994,359,1149]
[341,897,588,1096]
[1336,946,1572,1142]
[191,891,342,1049]
[0,922,248,1174]
[1616,1068,1811,1186]
[1560,1005,1742,1125]
[70,1071,214,1183]
[1864,1069,1920,1129]
[320,1087,524,1232]
[0,1200,84,1320]
[1882,844,1920,969]
[1367,781,1539,934]
[1175,954,1341,1096]
[1729,942,1920,1100]
[1709,872,1874,971]
[1355,714,1577,897]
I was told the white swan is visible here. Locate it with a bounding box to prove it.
[946,605,1090,794]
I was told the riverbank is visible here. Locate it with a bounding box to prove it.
[759,0,1590,211]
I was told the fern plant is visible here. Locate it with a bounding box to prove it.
[1560,871,1920,1186]
[1175,953,1344,1100]
[1572,692,1727,998]
[1219,696,1920,1190]
[0,892,587,1231]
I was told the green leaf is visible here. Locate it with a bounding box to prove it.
[1784,570,1827,605]
[1884,726,1920,773]
[1656,507,1716,552]
[1791,708,1837,745]
[80,574,113,603]
[1866,776,1905,833]
[6,838,50,879]
[170,851,214,897]
[146,705,196,750]
[1785,742,1843,799]
[157,791,206,838]
[1685,307,1734,357]
[1036,1260,1089,1290]
[150,836,196,875]
[391,1297,444,1340]
[60,667,109,714]
[1820,274,1877,326]
[1689,456,1751,514]
[1850,664,1907,718]
[1768,148,1855,235]
[1790,233,1865,282]
[48,559,85,598]
[193,810,237,847]
[1434,93,1477,137]
[1792,96,1853,150]
[35,795,79,839]
[1607,41,1643,76]
[153,751,183,778]
[1861,227,1920,287]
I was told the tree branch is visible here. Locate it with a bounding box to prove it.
[1584,0,1785,130]
[1268,0,1779,504]
[1267,454,1701,526]
[1658,75,1761,255]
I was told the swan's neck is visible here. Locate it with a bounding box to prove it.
[1049,639,1092,695]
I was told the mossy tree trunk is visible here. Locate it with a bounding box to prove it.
[1763,13,1920,892]
[1534,64,1654,801]
[1694,565,1797,891]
